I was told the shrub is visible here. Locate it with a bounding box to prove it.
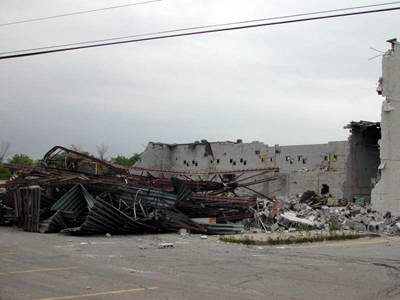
[0,165,11,180]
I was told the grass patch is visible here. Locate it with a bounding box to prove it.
[220,231,379,246]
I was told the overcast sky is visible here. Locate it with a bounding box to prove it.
[0,0,398,159]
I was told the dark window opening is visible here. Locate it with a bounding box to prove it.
[286,156,291,161]
[302,158,307,164]
[290,160,294,165]
[243,160,247,165]
[210,160,213,163]
[333,154,338,161]
[255,150,260,155]
[195,162,198,167]
[297,155,302,162]
[222,174,236,182]
[261,158,265,162]
[192,160,195,164]
[324,155,328,161]
[240,158,243,163]
[184,160,187,164]
[270,158,273,162]
[233,161,236,166]
[229,158,233,163]
[216,159,220,164]
[321,184,330,195]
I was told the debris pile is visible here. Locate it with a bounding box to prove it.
[0,146,276,235]
[252,190,400,235]
[2,146,399,237]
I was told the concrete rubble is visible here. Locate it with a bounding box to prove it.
[251,190,400,235]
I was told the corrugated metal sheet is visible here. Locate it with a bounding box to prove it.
[51,184,95,214]
[62,198,152,234]
[13,186,41,232]
[40,210,67,233]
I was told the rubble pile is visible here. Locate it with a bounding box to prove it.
[0,146,263,235]
[1,146,399,237]
[252,191,400,235]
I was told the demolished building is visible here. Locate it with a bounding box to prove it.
[134,120,381,204]
[137,40,400,214]
[0,146,274,234]
[3,145,399,236]
[3,39,400,235]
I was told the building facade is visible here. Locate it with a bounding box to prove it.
[134,121,380,202]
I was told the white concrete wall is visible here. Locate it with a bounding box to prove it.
[135,140,349,199]
[138,142,174,170]
[270,141,348,199]
[137,141,271,172]
[372,41,400,214]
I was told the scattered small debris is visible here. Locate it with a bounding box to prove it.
[123,268,153,274]
[200,235,208,239]
[105,233,111,238]
[179,228,188,236]
[158,242,174,249]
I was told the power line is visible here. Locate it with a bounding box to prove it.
[1,1,399,56]
[0,0,162,27]
[1,6,399,60]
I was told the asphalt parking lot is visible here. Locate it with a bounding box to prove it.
[1,226,400,300]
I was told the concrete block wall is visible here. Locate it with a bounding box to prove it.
[346,124,380,202]
[269,141,348,199]
[135,139,349,200]
[138,143,174,170]
[372,41,400,214]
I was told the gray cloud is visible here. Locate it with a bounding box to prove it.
[0,0,397,158]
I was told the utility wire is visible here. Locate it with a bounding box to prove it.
[1,0,399,56]
[1,6,399,60]
[0,0,162,27]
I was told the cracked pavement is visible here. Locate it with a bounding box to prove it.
[1,227,400,300]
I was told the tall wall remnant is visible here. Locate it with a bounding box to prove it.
[372,39,400,214]
[344,121,380,202]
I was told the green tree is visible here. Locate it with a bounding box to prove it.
[111,155,131,167]
[0,165,11,180]
[129,153,141,165]
[8,154,34,166]
[112,153,141,167]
